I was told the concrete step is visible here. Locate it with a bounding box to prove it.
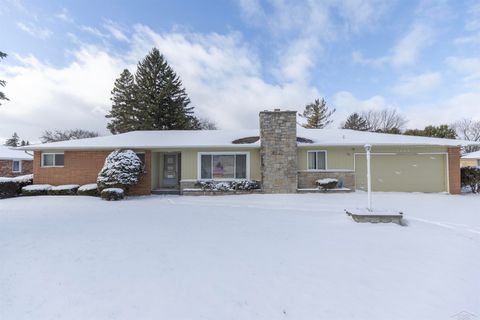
[151,189,181,195]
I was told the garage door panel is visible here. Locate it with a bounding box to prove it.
[355,154,447,192]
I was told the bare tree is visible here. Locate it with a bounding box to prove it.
[40,129,99,143]
[361,109,407,133]
[452,119,480,153]
[198,118,217,130]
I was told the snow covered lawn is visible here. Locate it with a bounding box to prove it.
[1,193,479,320]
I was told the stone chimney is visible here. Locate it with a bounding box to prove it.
[259,109,298,193]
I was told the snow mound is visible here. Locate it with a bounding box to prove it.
[0,174,33,183]
[22,184,52,191]
[78,183,98,192]
[102,188,124,194]
[51,184,80,191]
[316,178,338,184]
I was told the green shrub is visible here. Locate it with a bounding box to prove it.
[97,149,143,194]
[461,166,480,193]
[195,180,261,192]
[0,174,33,199]
[77,183,99,196]
[22,184,52,196]
[48,184,80,196]
[101,188,125,201]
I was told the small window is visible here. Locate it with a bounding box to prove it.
[12,160,21,173]
[307,151,326,170]
[42,153,64,167]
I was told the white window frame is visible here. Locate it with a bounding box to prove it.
[12,160,22,173]
[41,152,65,168]
[197,152,250,180]
[306,150,327,171]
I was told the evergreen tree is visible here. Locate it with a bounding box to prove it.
[299,98,335,129]
[404,125,457,139]
[5,132,19,147]
[0,51,9,105]
[106,69,137,134]
[342,113,369,131]
[133,48,197,130]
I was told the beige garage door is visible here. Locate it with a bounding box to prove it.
[355,154,447,192]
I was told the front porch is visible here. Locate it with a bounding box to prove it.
[151,151,182,194]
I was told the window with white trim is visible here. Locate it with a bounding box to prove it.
[307,151,326,170]
[200,153,248,179]
[12,160,21,173]
[41,153,64,167]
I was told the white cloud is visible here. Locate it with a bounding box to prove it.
[465,2,480,31]
[16,21,52,39]
[454,1,480,44]
[353,23,434,68]
[351,50,389,67]
[332,91,398,125]
[127,25,320,128]
[390,23,433,67]
[0,26,321,141]
[402,92,480,128]
[237,0,388,82]
[55,8,74,23]
[80,25,109,38]
[446,56,480,83]
[103,19,130,43]
[392,72,442,96]
[0,47,127,141]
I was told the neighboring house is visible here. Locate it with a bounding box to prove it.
[0,145,33,177]
[461,150,480,167]
[19,109,476,195]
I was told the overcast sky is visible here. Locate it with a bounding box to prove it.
[1,0,479,142]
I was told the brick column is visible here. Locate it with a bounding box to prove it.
[259,109,297,193]
[447,147,461,194]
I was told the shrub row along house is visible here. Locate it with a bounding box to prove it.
[0,145,33,177]
[19,109,476,195]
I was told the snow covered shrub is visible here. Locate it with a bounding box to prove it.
[22,184,52,196]
[230,179,261,190]
[48,184,80,196]
[101,188,125,201]
[461,166,480,193]
[196,180,260,192]
[0,174,33,199]
[316,178,338,189]
[77,183,99,196]
[97,149,143,193]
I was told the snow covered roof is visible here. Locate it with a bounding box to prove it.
[0,145,33,160]
[17,127,478,151]
[296,128,477,147]
[462,150,480,159]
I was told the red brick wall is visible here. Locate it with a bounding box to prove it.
[33,150,151,196]
[447,147,461,195]
[0,159,33,177]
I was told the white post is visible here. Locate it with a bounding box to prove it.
[365,144,372,211]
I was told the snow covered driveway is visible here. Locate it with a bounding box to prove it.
[1,193,480,320]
